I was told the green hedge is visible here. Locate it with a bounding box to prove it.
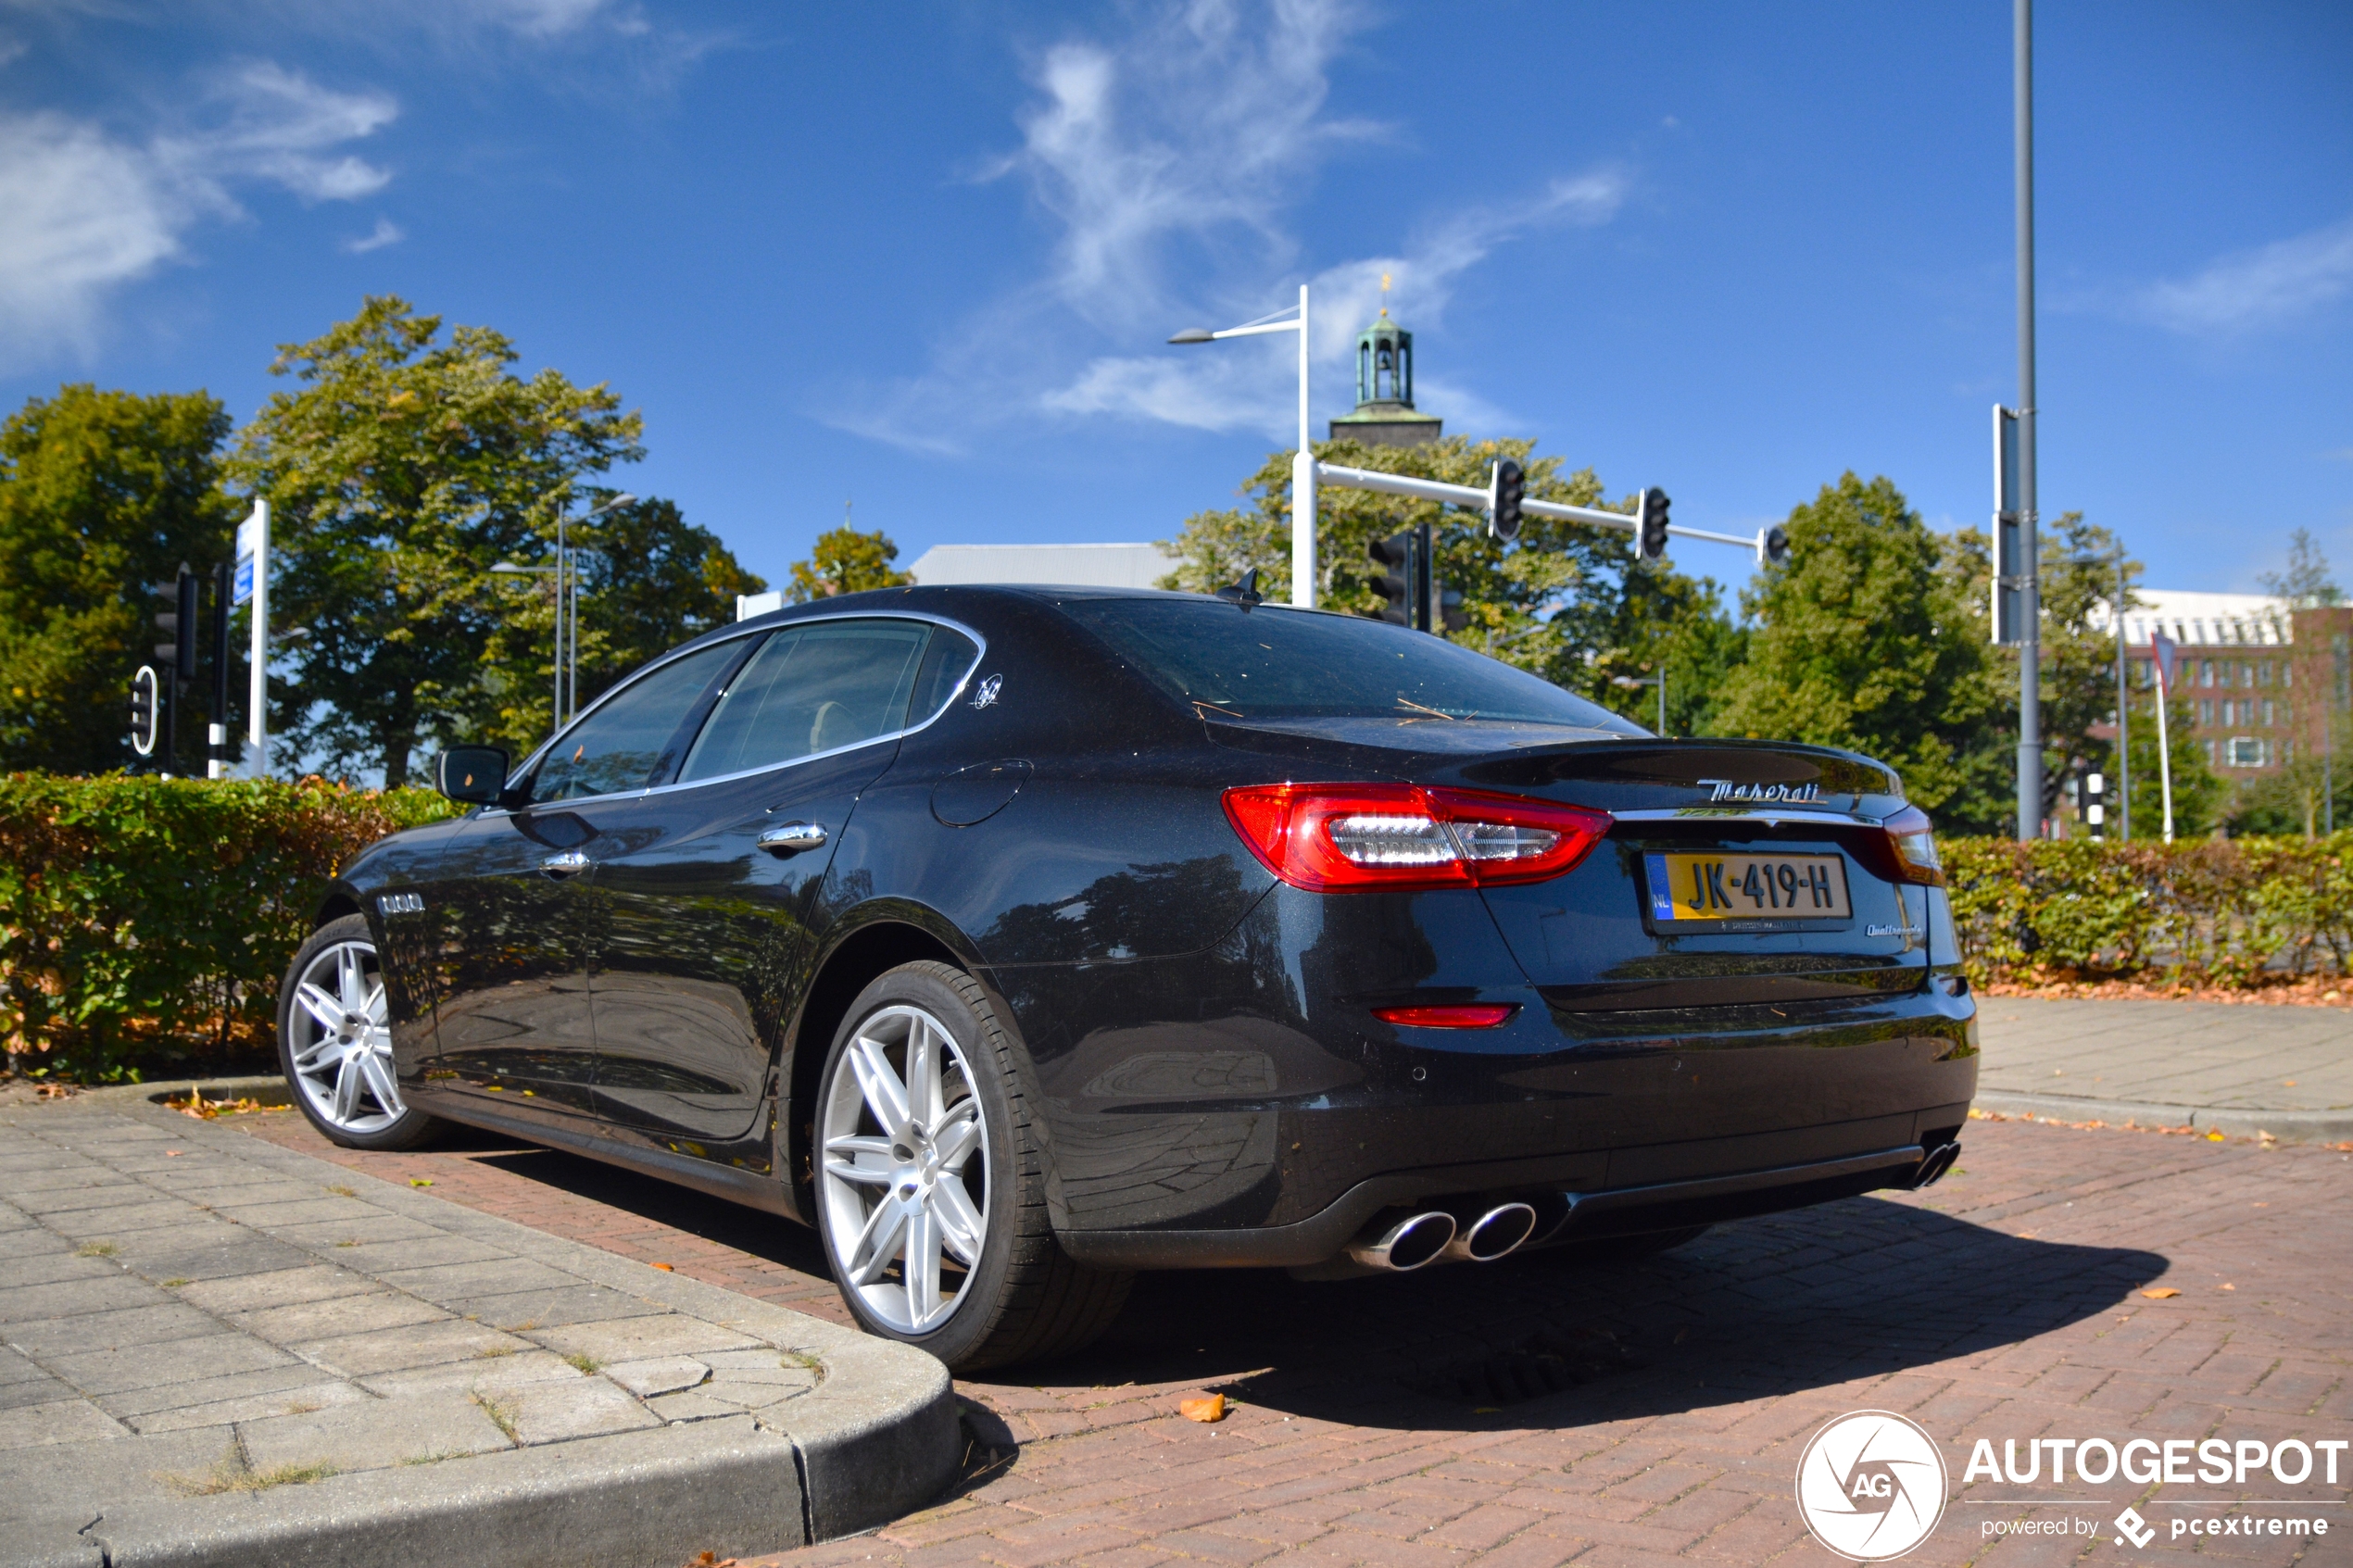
[0,774,458,1081]
[6,777,2346,1082]
[1944,834,2353,985]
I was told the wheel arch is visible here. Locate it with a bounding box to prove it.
[782,909,1009,1215]
[313,888,365,928]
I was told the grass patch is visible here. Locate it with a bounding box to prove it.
[326,1184,358,1198]
[333,1239,359,1248]
[74,1239,118,1258]
[165,1450,338,1497]
[472,1391,520,1444]
[159,1277,190,1288]
[473,1346,516,1360]
[562,1352,602,1375]
[401,1449,469,1467]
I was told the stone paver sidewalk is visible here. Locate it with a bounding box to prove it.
[0,1098,954,1568]
[1975,996,2353,1140]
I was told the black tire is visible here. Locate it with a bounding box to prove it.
[812,960,1130,1371]
[277,914,444,1151]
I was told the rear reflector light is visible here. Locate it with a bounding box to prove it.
[1372,1003,1517,1029]
[1223,784,1612,892]
[1882,805,1944,885]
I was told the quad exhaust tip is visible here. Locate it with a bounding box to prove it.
[1909,1141,1961,1190]
[1346,1210,1456,1272]
[1441,1201,1539,1263]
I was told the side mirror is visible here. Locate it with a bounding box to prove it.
[434,746,510,806]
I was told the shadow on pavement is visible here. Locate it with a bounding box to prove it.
[988,1196,2166,1433]
[419,1133,2162,1437]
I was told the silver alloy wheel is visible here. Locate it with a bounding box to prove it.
[817,1004,990,1335]
[285,938,406,1135]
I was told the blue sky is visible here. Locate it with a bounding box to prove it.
[4,0,2348,601]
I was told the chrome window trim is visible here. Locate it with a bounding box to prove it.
[487,610,987,815]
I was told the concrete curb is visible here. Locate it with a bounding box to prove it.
[23,1415,800,1568]
[6,1099,960,1568]
[1972,1090,2353,1145]
[75,1075,288,1108]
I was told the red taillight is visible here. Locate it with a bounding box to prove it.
[1223,783,1612,893]
[1372,1003,1517,1029]
[1882,805,1944,885]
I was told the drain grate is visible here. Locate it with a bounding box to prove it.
[1406,1324,1649,1408]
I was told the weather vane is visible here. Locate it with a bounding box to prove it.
[1379,271,1390,317]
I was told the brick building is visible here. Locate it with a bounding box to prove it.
[2108,589,2353,785]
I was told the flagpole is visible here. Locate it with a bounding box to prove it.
[2153,646,2175,844]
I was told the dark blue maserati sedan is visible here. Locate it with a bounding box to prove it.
[277,585,1975,1369]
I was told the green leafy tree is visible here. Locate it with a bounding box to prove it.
[786,524,912,602]
[1944,511,2146,828]
[1717,473,2001,816]
[0,385,236,775]
[1580,564,1748,737]
[476,494,767,753]
[2259,528,2342,608]
[226,297,643,786]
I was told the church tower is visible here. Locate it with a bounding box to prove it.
[1328,275,1441,447]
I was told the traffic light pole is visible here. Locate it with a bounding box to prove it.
[2013,0,2043,841]
[1310,461,1783,562]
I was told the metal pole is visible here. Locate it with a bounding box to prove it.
[2157,663,2175,844]
[554,510,567,734]
[1658,665,1667,737]
[2014,0,2043,841]
[208,561,231,780]
[2114,548,2129,840]
[246,499,269,781]
[1291,282,1315,608]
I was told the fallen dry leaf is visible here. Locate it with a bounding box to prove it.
[2206,1130,2225,1142]
[650,1262,675,1272]
[409,1178,434,1187]
[2221,1284,2235,1291]
[1179,1393,1227,1424]
[2141,1287,2182,1299]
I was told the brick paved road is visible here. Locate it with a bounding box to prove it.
[231,1111,2353,1567]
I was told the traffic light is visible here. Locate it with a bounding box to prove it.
[129,667,160,759]
[152,567,197,681]
[1488,458,1524,542]
[1636,488,1670,561]
[1756,524,1790,567]
[1437,583,1466,633]
[1369,533,1413,625]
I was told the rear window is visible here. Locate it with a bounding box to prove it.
[1062,597,1640,730]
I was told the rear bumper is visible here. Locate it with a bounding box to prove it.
[1057,1101,1970,1271]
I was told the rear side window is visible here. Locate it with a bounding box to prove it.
[1062,597,1640,730]
[531,640,741,803]
[905,626,980,726]
[677,618,932,783]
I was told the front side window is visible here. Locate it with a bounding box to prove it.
[677,618,933,783]
[530,640,742,804]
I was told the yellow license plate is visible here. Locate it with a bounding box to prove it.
[1645,851,1851,925]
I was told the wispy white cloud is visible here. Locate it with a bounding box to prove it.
[831,0,1628,455]
[0,62,396,368]
[1043,172,1625,437]
[343,216,404,254]
[2134,215,2353,335]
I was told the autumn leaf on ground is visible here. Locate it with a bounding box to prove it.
[1180,1394,1227,1423]
[2141,1287,2182,1299]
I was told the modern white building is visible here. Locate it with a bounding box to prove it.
[905,542,1179,590]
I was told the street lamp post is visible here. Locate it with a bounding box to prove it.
[1169,285,1315,608]
[494,490,634,738]
[1612,671,1667,736]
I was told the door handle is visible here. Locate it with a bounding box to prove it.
[758,821,828,856]
[539,849,593,878]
